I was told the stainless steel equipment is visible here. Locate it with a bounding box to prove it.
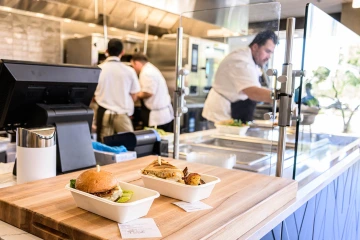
[65,35,141,66]
[146,35,228,99]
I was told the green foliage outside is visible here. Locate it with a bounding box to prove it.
[309,47,360,133]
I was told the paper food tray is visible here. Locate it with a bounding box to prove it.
[215,124,249,136]
[66,181,159,223]
[140,172,220,203]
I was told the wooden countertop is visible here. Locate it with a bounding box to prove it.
[0,156,297,240]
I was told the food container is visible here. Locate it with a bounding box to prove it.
[65,181,160,223]
[140,172,220,203]
[185,152,236,169]
[215,124,249,136]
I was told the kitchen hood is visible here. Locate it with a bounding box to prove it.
[0,0,278,38]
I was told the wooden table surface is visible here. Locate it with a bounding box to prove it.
[0,156,297,240]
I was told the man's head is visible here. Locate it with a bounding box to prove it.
[130,53,149,75]
[107,38,124,57]
[249,30,278,67]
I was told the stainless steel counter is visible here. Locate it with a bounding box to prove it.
[175,127,360,184]
[176,127,360,239]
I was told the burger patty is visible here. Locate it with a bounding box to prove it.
[91,185,123,202]
[92,188,115,198]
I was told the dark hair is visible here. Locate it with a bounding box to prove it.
[131,53,149,63]
[107,38,123,56]
[249,30,278,47]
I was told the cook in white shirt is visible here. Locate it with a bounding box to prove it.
[95,38,140,142]
[131,53,174,132]
[202,30,278,124]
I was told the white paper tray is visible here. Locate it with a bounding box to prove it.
[66,181,160,223]
[215,124,249,135]
[140,172,220,203]
[185,152,236,169]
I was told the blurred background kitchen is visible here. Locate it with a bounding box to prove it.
[0,0,358,137]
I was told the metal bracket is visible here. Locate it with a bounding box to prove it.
[174,68,189,116]
[265,68,279,122]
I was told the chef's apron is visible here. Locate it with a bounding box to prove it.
[230,98,257,123]
[140,99,151,127]
[140,99,174,132]
[225,70,264,123]
[212,88,257,123]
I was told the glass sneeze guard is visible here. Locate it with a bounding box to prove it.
[174,2,283,177]
[293,3,360,183]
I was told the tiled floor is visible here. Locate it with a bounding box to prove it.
[0,221,41,240]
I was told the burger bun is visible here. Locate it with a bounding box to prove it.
[75,169,118,193]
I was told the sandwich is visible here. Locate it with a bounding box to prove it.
[142,158,184,182]
[70,168,132,203]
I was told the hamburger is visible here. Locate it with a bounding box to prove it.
[73,168,130,202]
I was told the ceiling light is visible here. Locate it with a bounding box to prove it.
[88,23,96,27]
[241,38,247,42]
[35,13,44,18]
[2,7,12,11]
[353,0,360,8]
[109,27,117,32]
[233,32,240,36]
[64,18,72,23]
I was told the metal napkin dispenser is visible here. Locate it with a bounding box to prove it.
[15,127,57,183]
[103,130,168,158]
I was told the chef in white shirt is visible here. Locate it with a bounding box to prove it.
[202,30,278,125]
[95,38,140,142]
[130,53,174,132]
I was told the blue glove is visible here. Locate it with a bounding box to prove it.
[92,141,127,154]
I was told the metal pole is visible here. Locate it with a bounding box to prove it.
[103,0,107,48]
[276,17,295,177]
[276,127,286,176]
[94,0,98,19]
[173,27,183,160]
[143,24,149,55]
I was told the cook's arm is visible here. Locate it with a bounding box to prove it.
[242,87,272,103]
[131,93,138,102]
[137,92,153,99]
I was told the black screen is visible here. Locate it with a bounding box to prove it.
[0,59,101,129]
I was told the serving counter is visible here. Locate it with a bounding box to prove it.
[0,126,359,239]
[176,128,360,239]
[0,157,297,239]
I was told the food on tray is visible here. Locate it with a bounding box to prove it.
[142,157,184,182]
[144,127,168,136]
[218,119,249,127]
[70,167,133,203]
[183,167,205,186]
[142,157,205,185]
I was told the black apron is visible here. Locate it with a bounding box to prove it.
[140,99,151,127]
[221,68,264,123]
[140,100,172,128]
[213,88,257,123]
[96,104,107,142]
[230,98,257,123]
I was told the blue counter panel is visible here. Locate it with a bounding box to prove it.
[262,161,360,240]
